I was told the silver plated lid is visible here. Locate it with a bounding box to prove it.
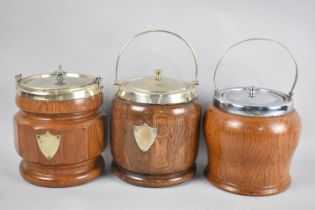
[116,69,197,104]
[114,30,199,104]
[15,66,103,101]
[212,38,298,117]
[214,87,293,117]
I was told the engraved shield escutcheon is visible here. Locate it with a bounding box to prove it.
[133,123,157,152]
[36,131,61,160]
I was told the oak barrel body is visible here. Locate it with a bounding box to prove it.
[14,93,105,187]
[203,106,301,195]
[111,97,201,187]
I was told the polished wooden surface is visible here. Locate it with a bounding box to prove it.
[111,97,201,187]
[112,162,196,188]
[203,106,301,196]
[16,93,103,114]
[20,156,104,187]
[14,93,105,187]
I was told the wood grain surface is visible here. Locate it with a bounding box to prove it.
[203,106,301,196]
[16,93,103,114]
[110,97,201,187]
[14,93,105,187]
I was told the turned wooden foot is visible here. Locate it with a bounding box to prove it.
[204,168,291,196]
[112,162,196,187]
[20,156,104,187]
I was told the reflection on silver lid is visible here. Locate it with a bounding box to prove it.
[116,69,197,104]
[214,87,293,117]
[15,67,103,101]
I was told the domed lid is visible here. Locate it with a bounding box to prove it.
[214,87,293,117]
[212,38,298,117]
[15,66,103,101]
[116,69,197,104]
[114,29,199,105]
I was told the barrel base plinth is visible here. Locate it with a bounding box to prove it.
[20,156,104,187]
[112,162,196,188]
[204,169,291,196]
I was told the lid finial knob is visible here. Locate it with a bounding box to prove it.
[248,87,256,98]
[55,65,65,85]
[154,69,162,81]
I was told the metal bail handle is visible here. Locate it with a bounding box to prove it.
[213,38,299,97]
[114,29,199,85]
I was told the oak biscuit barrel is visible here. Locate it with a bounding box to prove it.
[110,30,201,187]
[13,67,105,187]
[203,38,302,196]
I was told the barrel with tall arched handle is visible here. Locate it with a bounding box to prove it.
[111,29,201,187]
[203,38,301,196]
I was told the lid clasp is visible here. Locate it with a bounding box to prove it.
[15,74,22,83]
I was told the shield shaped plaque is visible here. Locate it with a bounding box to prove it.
[133,123,157,152]
[36,131,61,160]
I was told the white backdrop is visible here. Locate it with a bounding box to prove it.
[0,0,314,209]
